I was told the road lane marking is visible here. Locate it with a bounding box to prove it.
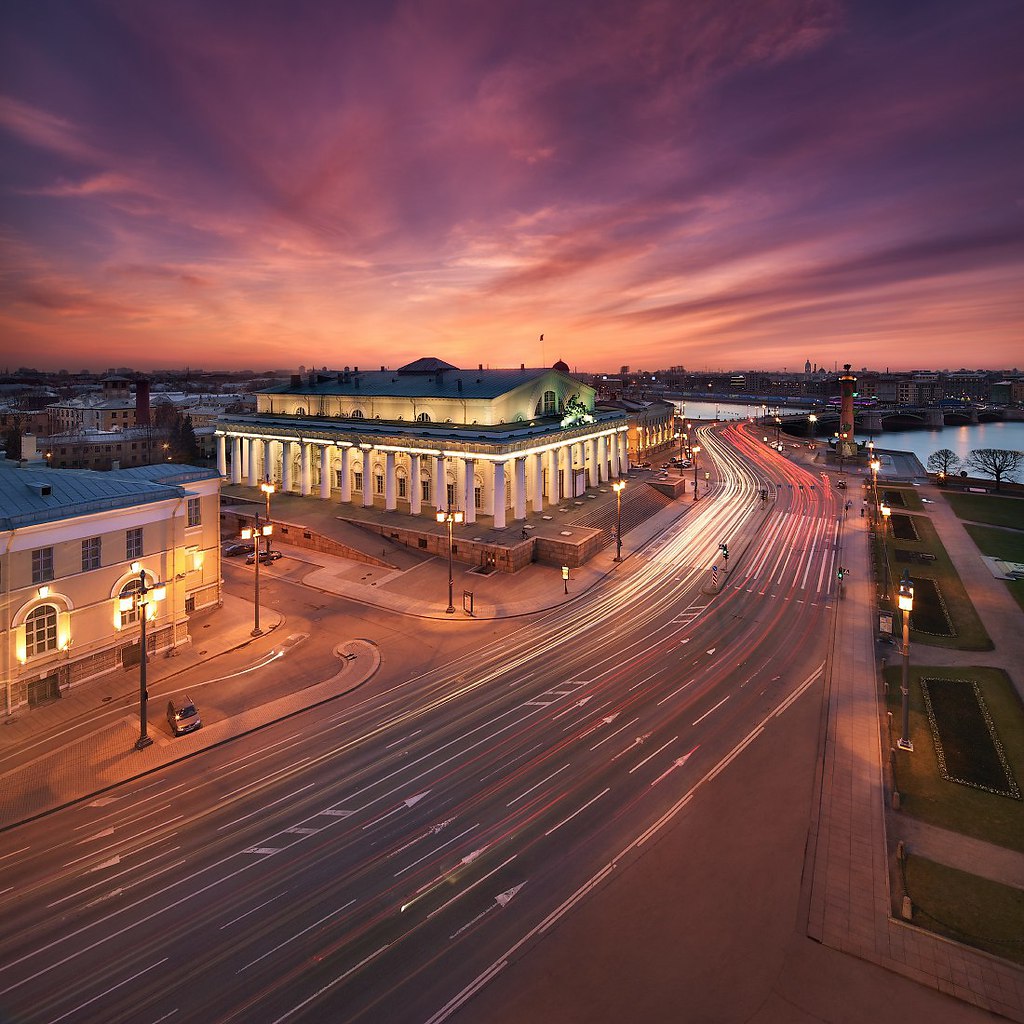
[692,695,730,726]
[628,736,678,774]
[47,849,181,908]
[50,957,167,1024]
[394,824,480,877]
[237,899,357,972]
[506,764,570,807]
[220,892,287,929]
[216,783,316,831]
[545,787,610,836]
[243,848,281,856]
[589,716,639,751]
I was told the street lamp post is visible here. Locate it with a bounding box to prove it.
[774,416,781,446]
[808,413,817,438]
[119,566,166,751]
[260,478,276,555]
[612,480,625,561]
[897,570,915,751]
[691,445,701,500]
[870,458,880,521]
[241,517,273,636]
[436,508,464,613]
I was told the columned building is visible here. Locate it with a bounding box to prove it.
[215,358,629,527]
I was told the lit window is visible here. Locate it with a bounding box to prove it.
[417,412,431,422]
[187,497,201,527]
[354,471,363,492]
[119,579,143,625]
[375,473,384,495]
[25,604,58,657]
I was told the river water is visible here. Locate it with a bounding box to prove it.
[674,398,1024,473]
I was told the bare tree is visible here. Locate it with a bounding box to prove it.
[965,448,1023,491]
[926,448,961,480]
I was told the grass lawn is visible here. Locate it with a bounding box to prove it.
[885,665,1024,852]
[964,523,1024,562]
[876,513,991,650]
[943,490,1024,528]
[902,857,1024,966]
[880,485,923,511]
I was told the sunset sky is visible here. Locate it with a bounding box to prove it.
[2,0,1022,374]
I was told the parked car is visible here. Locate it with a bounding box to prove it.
[167,695,201,736]
[222,542,248,557]
[246,549,283,565]
[837,479,847,489]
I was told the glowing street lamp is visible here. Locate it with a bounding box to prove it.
[897,571,915,751]
[808,413,817,438]
[691,445,701,500]
[119,565,166,751]
[436,508,464,613]
[260,478,276,554]
[241,517,273,636]
[612,480,626,561]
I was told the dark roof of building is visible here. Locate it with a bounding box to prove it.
[263,363,578,401]
[0,463,207,529]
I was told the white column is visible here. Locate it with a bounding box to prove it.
[532,452,544,513]
[247,438,259,486]
[362,448,374,507]
[514,457,527,521]
[610,433,620,478]
[589,438,599,488]
[598,436,608,482]
[463,458,476,524]
[300,442,311,496]
[620,433,630,473]
[493,461,507,529]
[410,455,422,515]
[548,447,560,506]
[339,447,351,502]
[230,436,242,484]
[319,444,331,499]
[434,455,445,508]
[263,439,273,484]
[282,441,294,492]
[385,451,396,511]
[216,435,227,477]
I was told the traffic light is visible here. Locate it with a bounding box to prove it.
[719,542,729,560]
[837,566,846,581]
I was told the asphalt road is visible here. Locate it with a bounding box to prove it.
[0,424,846,1024]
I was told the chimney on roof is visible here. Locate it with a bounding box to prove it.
[380,365,385,372]
[135,377,150,426]
[479,363,483,371]
[457,379,463,391]
[520,363,525,370]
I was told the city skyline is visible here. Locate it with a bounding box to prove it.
[2,1,1022,373]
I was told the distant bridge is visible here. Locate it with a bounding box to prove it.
[771,406,1007,436]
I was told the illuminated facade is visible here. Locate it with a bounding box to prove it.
[0,464,221,714]
[215,359,630,528]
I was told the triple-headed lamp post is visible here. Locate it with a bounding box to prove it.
[612,480,626,561]
[897,570,915,751]
[119,564,166,751]
[436,508,464,613]
[241,517,273,636]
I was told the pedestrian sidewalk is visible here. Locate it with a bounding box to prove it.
[0,637,379,831]
[804,510,1024,1021]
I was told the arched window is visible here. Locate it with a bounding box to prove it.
[119,579,143,626]
[350,409,364,419]
[417,412,431,422]
[25,604,58,658]
[295,406,306,416]
[536,390,557,417]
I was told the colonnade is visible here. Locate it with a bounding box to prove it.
[216,429,630,528]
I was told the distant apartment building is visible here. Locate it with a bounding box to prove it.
[35,426,166,470]
[47,374,148,434]
[0,463,221,713]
